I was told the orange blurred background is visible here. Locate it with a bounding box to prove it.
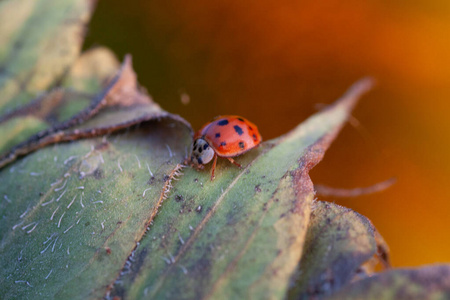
[84,1,450,267]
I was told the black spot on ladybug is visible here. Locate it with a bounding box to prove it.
[234,125,244,136]
[203,144,209,150]
[253,134,257,141]
[215,133,220,138]
[237,117,245,122]
[248,125,253,131]
[217,119,229,126]
[239,141,245,149]
[199,147,203,153]
[197,157,203,164]
[220,141,227,147]
[194,140,197,147]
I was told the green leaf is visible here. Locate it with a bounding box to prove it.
[0,54,164,168]
[0,47,119,157]
[108,79,376,299]
[0,22,193,298]
[326,264,450,300]
[0,117,191,299]
[0,53,192,298]
[288,201,389,299]
[0,0,94,114]
[61,47,120,94]
[0,115,48,154]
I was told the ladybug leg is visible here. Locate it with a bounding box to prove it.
[210,154,218,181]
[227,157,242,168]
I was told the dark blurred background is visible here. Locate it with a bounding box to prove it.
[83,0,450,267]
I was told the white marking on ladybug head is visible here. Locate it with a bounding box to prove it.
[190,138,214,165]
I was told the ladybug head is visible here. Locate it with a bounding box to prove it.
[190,138,214,166]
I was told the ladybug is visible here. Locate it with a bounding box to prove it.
[190,115,262,180]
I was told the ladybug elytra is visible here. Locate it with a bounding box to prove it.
[190,115,262,180]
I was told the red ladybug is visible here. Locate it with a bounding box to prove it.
[190,115,262,180]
